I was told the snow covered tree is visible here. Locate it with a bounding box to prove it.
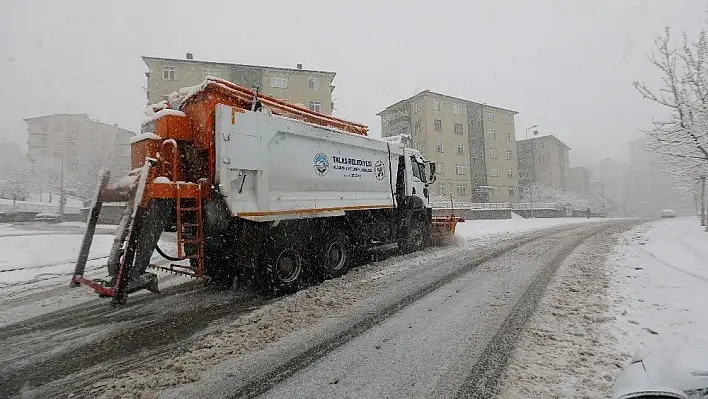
[0,138,31,202]
[633,25,708,197]
[66,146,129,199]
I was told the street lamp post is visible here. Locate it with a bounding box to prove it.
[525,125,539,218]
[59,140,75,217]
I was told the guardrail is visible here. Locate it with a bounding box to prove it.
[430,202,564,210]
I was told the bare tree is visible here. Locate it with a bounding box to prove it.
[634,25,708,197]
[66,146,130,199]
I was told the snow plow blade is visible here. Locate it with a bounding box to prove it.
[70,162,165,305]
[431,216,464,246]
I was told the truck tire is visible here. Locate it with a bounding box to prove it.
[399,217,425,254]
[318,230,350,279]
[260,238,303,296]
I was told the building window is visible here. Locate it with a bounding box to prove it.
[438,184,446,195]
[162,66,176,80]
[491,167,499,177]
[453,103,462,115]
[270,76,288,88]
[507,169,514,178]
[455,164,467,175]
[437,162,444,175]
[504,115,511,125]
[414,143,422,151]
[434,119,442,132]
[454,123,464,135]
[506,131,512,142]
[309,101,321,112]
[537,155,544,164]
[53,149,61,158]
[489,130,497,141]
[308,77,320,91]
[457,185,467,196]
[490,149,498,159]
[433,100,441,111]
[455,144,464,155]
[435,141,444,153]
[411,102,420,113]
[508,186,515,196]
[201,67,221,79]
[506,150,512,160]
[488,111,496,121]
[414,121,422,135]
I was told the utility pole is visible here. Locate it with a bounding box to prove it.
[700,176,706,226]
[525,124,539,218]
[59,140,74,217]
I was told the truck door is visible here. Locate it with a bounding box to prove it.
[406,154,428,205]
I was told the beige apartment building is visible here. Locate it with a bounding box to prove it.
[517,135,570,196]
[24,114,134,196]
[378,90,519,203]
[143,54,336,114]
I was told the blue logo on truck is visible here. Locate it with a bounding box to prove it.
[313,153,329,176]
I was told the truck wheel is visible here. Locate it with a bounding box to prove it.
[260,240,303,296]
[400,218,425,254]
[319,230,350,279]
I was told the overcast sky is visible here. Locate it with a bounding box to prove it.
[0,0,704,166]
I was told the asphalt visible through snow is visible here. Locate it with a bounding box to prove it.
[0,220,635,398]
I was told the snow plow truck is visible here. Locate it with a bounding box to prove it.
[70,78,462,305]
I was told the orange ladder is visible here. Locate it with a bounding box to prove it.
[175,182,205,277]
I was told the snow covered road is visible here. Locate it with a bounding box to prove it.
[251,223,633,399]
[0,217,623,398]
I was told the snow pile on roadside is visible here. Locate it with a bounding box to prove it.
[498,226,627,399]
[0,234,114,288]
[607,217,708,362]
[498,217,708,398]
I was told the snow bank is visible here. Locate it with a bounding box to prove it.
[499,217,708,398]
[607,217,708,358]
[129,133,162,144]
[0,234,114,288]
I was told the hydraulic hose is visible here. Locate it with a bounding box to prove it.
[155,244,186,261]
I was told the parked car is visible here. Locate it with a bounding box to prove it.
[613,346,708,399]
[34,212,62,223]
[661,209,677,218]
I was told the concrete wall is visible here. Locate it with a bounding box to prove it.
[433,208,511,220]
[513,208,569,218]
